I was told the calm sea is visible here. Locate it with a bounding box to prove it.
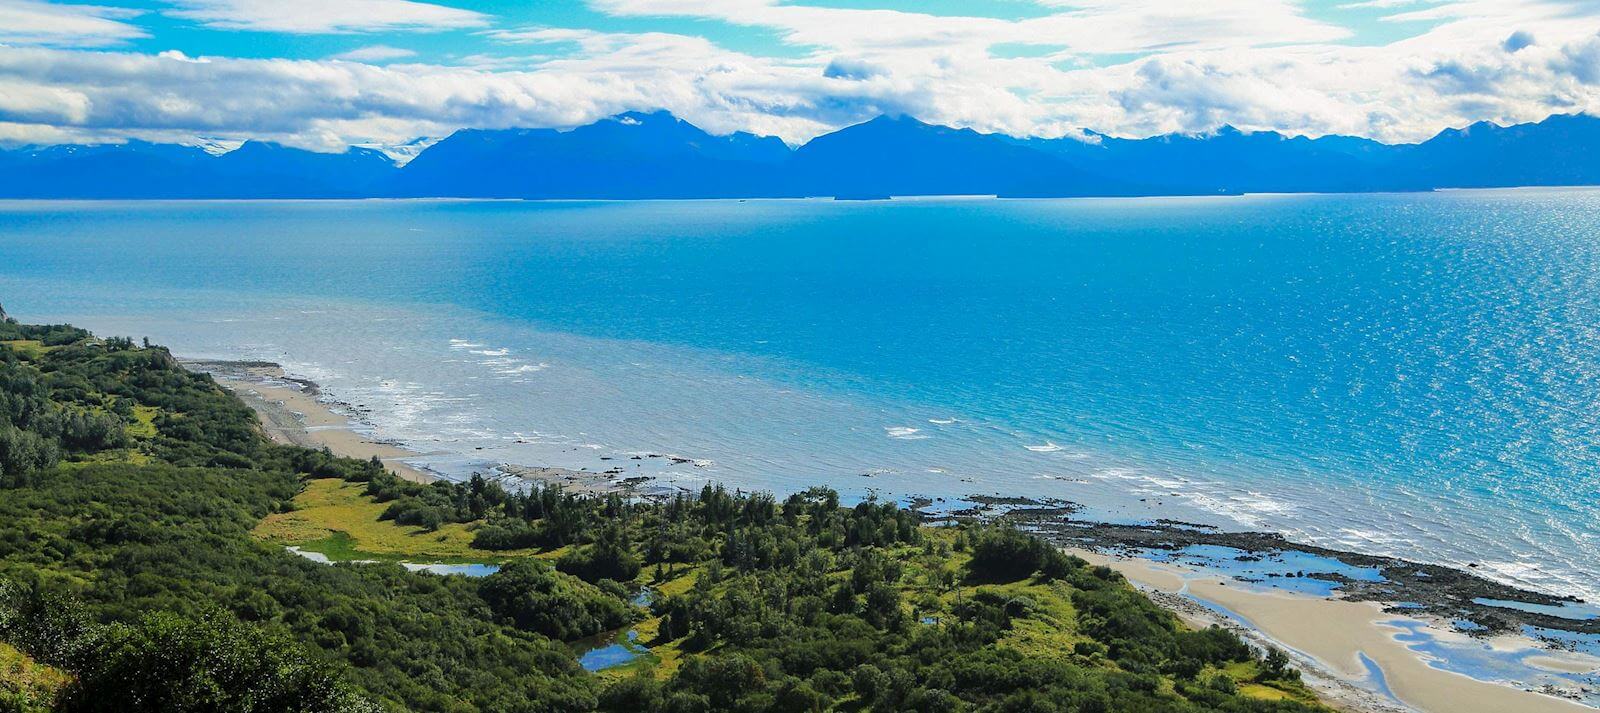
[3,192,1598,600]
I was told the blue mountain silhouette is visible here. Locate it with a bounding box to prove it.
[5,111,1600,199]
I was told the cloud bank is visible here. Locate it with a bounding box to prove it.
[2,0,1600,151]
[165,0,489,34]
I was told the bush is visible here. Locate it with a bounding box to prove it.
[966,525,1069,582]
[1206,672,1238,694]
[478,560,635,640]
[557,525,641,584]
[471,520,539,550]
[597,674,662,712]
[1259,646,1301,682]
[0,427,58,484]
[71,609,374,713]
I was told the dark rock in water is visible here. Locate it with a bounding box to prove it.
[1154,519,1219,530]
[967,494,1042,506]
[1013,512,1600,638]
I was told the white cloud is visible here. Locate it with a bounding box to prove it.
[0,0,146,47]
[588,0,1349,57]
[1337,0,1435,9]
[165,0,488,34]
[332,45,418,62]
[4,0,1600,149]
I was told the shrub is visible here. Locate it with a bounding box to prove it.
[478,560,634,640]
[71,609,374,713]
[967,525,1061,582]
[470,520,539,550]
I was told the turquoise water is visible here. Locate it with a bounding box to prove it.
[1135,545,1386,597]
[2,192,1599,600]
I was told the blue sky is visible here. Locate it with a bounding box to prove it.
[88,0,1443,62]
[3,0,1600,151]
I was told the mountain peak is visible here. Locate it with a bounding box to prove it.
[861,113,929,128]
[610,110,681,127]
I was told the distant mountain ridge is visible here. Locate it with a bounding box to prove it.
[5,110,1600,199]
[0,139,393,198]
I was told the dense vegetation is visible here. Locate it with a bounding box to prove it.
[0,315,1323,712]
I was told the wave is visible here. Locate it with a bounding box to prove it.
[497,363,548,374]
[885,426,930,440]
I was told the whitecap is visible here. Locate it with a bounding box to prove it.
[498,363,549,374]
[928,418,959,425]
[1088,468,1137,480]
[471,348,509,356]
[1025,442,1063,452]
[885,426,930,440]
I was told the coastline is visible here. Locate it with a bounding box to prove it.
[186,359,641,495]
[189,357,1600,712]
[187,359,439,485]
[1075,550,1599,713]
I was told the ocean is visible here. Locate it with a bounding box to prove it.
[2,191,1597,601]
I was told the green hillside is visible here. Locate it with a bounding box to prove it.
[0,317,1325,712]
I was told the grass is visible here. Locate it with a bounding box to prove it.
[0,641,70,713]
[126,405,158,439]
[1238,683,1296,701]
[56,403,159,468]
[0,340,51,359]
[252,478,538,563]
[623,564,704,678]
[889,530,1099,663]
[63,448,149,467]
[1219,661,1321,704]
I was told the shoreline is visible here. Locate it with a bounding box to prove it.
[185,358,647,495]
[1075,550,1599,713]
[187,359,439,485]
[189,357,1600,712]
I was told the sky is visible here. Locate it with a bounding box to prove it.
[4,0,1600,152]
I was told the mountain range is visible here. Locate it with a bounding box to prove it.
[4,110,1599,199]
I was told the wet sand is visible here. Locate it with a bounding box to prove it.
[190,361,438,484]
[187,359,641,494]
[1077,550,1597,713]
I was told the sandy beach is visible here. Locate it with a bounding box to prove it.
[186,359,644,495]
[1077,550,1600,713]
[188,360,439,484]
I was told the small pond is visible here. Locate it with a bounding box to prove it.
[576,630,649,672]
